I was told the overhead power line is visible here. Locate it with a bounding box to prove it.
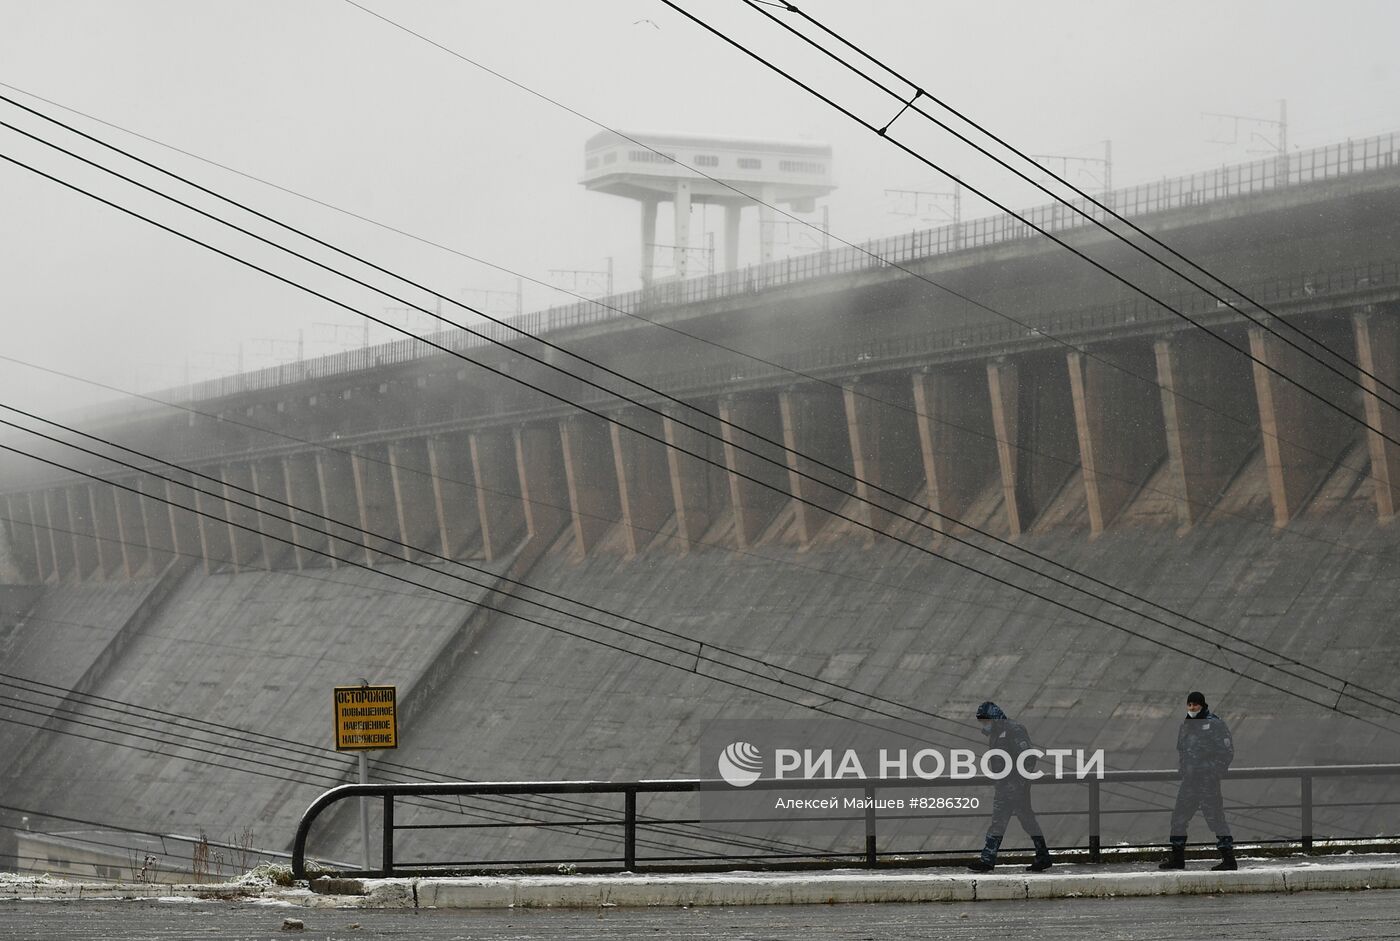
[319,3,1398,522]
[2,116,1394,730]
[0,429,980,748]
[0,677,812,859]
[662,0,1394,454]
[740,0,1400,411]
[0,403,984,743]
[1,110,1395,736]
[0,431,1039,855]
[2,400,1388,851]
[1,86,1388,567]
[2,327,1394,736]
[0,802,304,862]
[0,12,1377,845]
[0,512,1350,841]
[0,674,1358,850]
[0,402,979,743]
[289,10,1400,714]
[0,461,1052,637]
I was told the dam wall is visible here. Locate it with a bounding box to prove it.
[1,142,1399,869]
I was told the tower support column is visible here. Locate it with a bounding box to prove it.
[718,393,787,549]
[1248,327,1358,526]
[1065,347,1165,536]
[470,429,526,562]
[663,406,722,551]
[559,415,620,556]
[777,385,851,548]
[1352,311,1400,519]
[610,409,671,557]
[513,424,569,543]
[910,366,998,535]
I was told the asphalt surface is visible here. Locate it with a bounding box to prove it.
[3,892,1400,941]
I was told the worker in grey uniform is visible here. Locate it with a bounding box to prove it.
[1159,691,1236,871]
[967,701,1053,873]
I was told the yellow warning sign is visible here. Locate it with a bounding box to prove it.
[333,685,398,751]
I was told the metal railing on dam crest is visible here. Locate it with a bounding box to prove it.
[160,131,1399,409]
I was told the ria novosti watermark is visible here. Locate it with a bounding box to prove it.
[716,742,1106,788]
[698,720,1109,836]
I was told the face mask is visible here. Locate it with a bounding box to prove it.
[1187,708,1202,718]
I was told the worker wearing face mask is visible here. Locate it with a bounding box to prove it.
[967,701,1052,873]
[1159,691,1236,871]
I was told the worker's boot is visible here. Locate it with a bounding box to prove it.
[967,834,1001,872]
[1158,836,1187,870]
[1026,835,1053,872]
[1210,835,1237,871]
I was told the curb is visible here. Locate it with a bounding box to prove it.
[403,863,1400,909]
[5,862,1399,909]
[0,880,270,902]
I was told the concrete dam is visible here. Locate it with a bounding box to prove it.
[3,134,1400,873]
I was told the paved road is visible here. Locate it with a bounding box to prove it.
[3,892,1400,941]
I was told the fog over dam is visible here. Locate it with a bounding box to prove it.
[4,143,1400,872]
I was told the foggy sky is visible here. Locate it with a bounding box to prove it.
[1,0,1397,422]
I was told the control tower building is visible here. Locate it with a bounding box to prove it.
[582,130,835,283]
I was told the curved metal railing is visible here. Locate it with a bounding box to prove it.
[290,762,1400,879]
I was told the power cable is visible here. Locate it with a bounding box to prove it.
[1,673,810,860]
[327,1,1400,532]
[20,655,1290,853]
[2,422,1377,840]
[0,680,807,859]
[1,540,1352,846]
[2,713,336,794]
[0,717,669,863]
[0,593,909,865]
[0,402,988,743]
[4,474,1351,847]
[8,66,1389,601]
[281,12,1400,712]
[14,517,1233,848]
[0,415,985,750]
[0,432,979,746]
[2,679,1336,850]
[0,86,1391,571]
[0,130,1377,851]
[1,142,1392,732]
[0,510,1060,851]
[0,494,966,863]
[0,506,1052,683]
[0,696,345,786]
[662,0,1392,453]
[747,0,1400,409]
[6,381,1397,746]
[11,374,1396,739]
[0,803,303,861]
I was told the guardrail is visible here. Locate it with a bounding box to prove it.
[290,763,1400,878]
